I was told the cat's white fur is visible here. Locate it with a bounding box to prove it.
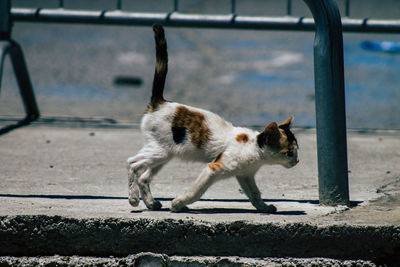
[127,102,298,212]
[126,25,298,213]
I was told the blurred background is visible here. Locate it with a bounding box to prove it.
[1,0,399,129]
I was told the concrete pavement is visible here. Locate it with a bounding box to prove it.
[0,117,399,265]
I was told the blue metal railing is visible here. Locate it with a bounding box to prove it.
[9,0,400,32]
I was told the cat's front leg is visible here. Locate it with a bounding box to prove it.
[171,166,218,212]
[236,175,277,213]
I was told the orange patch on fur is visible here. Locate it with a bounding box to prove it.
[146,105,154,113]
[156,60,167,74]
[236,133,249,143]
[279,130,290,148]
[146,101,165,113]
[172,106,210,148]
[279,116,293,128]
[208,153,224,172]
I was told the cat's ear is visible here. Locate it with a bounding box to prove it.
[278,116,293,129]
[257,122,281,148]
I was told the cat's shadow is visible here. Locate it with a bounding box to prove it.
[186,208,306,215]
[131,207,306,215]
[129,198,325,215]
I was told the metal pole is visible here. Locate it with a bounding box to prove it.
[287,0,292,16]
[303,0,349,206]
[0,0,11,40]
[116,0,122,10]
[174,0,179,12]
[345,0,350,17]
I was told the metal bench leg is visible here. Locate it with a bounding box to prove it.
[1,0,39,133]
[0,41,11,88]
[8,40,40,120]
[0,40,40,135]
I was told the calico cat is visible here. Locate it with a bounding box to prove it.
[127,24,299,213]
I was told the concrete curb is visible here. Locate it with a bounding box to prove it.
[1,215,399,265]
[0,252,376,266]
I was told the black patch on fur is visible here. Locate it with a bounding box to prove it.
[150,24,168,110]
[172,126,187,144]
[214,152,223,162]
[257,132,266,148]
[279,125,298,147]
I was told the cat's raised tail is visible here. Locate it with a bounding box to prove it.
[150,24,168,111]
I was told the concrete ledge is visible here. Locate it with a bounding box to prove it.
[0,252,376,266]
[1,215,399,265]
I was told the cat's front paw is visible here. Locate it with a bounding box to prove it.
[128,196,140,207]
[257,204,277,214]
[146,200,162,211]
[171,198,188,212]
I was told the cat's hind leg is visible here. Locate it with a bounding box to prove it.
[236,175,277,213]
[127,146,169,210]
[128,181,140,207]
[127,153,145,207]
